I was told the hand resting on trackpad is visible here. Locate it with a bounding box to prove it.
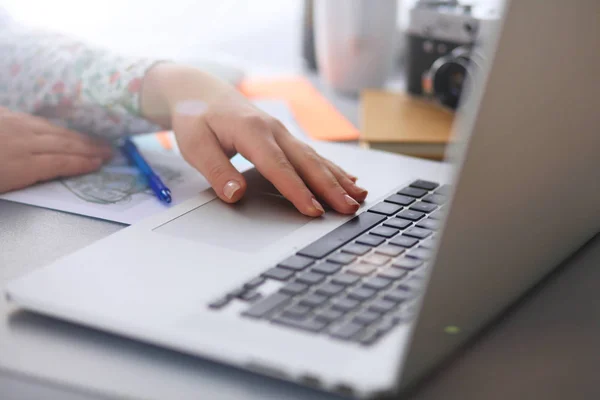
[154,169,314,252]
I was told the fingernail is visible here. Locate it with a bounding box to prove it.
[344,194,359,207]
[353,184,368,195]
[311,198,325,214]
[223,180,241,200]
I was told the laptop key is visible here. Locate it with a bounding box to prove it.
[240,290,262,302]
[363,277,392,291]
[397,209,425,221]
[389,236,419,248]
[330,322,364,340]
[359,330,383,346]
[376,245,405,257]
[296,271,325,285]
[348,287,377,301]
[272,315,327,333]
[298,293,328,308]
[422,193,447,205]
[331,273,360,286]
[342,243,372,256]
[406,248,433,260]
[410,202,438,214]
[419,237,437,249]
[416,218,441,231]
[315,283,345,297]
[297,212,386,259]
[434,185,451,196]
[410,180,439,191]
[244,277,266,289]
[278,255,315,271]
[282,304,312,319]
[403,227,433,239]
[370,226,399,238]
[383,217,412,230]
[385,194,415,206]
[392,258,424,270]
[377,267,408,280]
[315,308,345,323]
[243,293,291,318]
[352,311,381,326]
[208,297,230,309]
[347,263,376,276]
[331,297,360,312]
[368,202,403,216]
[263,267,295,281]
[311,262,342,275]
[362,254,391,266]
[327,252,357,265]
[368,299,398,313]
[279,282,309,296]
[356,234,386,247]
[398,187,427,198]
[383,290,411,303]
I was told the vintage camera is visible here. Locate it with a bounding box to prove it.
[405,0,497,109]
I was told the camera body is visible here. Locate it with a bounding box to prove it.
[405,1,497,109]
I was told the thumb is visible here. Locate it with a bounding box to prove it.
[177,118,247,203]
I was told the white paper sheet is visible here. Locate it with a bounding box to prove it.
[0,100,307,224]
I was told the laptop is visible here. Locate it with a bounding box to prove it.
[5,1,600,398]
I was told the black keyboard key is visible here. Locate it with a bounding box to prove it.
[263,267,295,281]
[370,226,399,238]
[410,202,438,214]
[298,293,328,308]
[240,290,262,302]
[406,247,433,260]
[377,267,408,280]
[429,209,446,220]
[419,237,437,249]
[331,273,360,286]
[278,255,315,271]
[383,217,412,230]
[422,193,447,205]
[315,283,345,297]
[404,227,433,239]
[362,254,391,266]
[347,263,376,276]
[363,277,392,291]
[383,290,411,303]
[331,297,360,312]
[368,299,398,313]
[330,322,364,340]
[397,209,425,221]
[376,245,405,257]
[282,304,312,319]
[327,252,357,265]
[434,185,451,196]
[385,194,415,206]
[397,278,423,292]
[352,311,381,326]
[348,287,377,301]
[311,262,342,275]
[374,318,399,334]
[279,282,309,295]
[368,202,403,216]
[315,308,344,323]
[243,293,291,318]
[208,297,230,309]
[389,235,419,248]
[398,187,427,198]
[342,243,372,256]
[416,218,441,231]
[359,330,382,346]
[392,257,423,270]
[356,234,386,247]
[244,277,266,289]
[297,212,386,259]
[272,315,327,333]
[228,287,247,298]
[410,180,439,191]
[296,271,325,285]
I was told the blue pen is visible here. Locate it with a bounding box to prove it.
[120,137,172,204]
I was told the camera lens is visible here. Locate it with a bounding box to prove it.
[432,59,469,109]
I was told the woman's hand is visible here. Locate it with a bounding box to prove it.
[141,64,368,217]
[0,108,113,194]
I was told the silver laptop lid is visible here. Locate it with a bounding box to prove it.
[401,0,600,388]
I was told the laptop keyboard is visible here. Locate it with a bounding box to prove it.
[207,180,449,346]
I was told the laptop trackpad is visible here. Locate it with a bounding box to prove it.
[154,174,313,253]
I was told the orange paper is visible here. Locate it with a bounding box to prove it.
[239,77,360,142]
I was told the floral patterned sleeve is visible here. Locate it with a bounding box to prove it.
[0,12,162,139]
